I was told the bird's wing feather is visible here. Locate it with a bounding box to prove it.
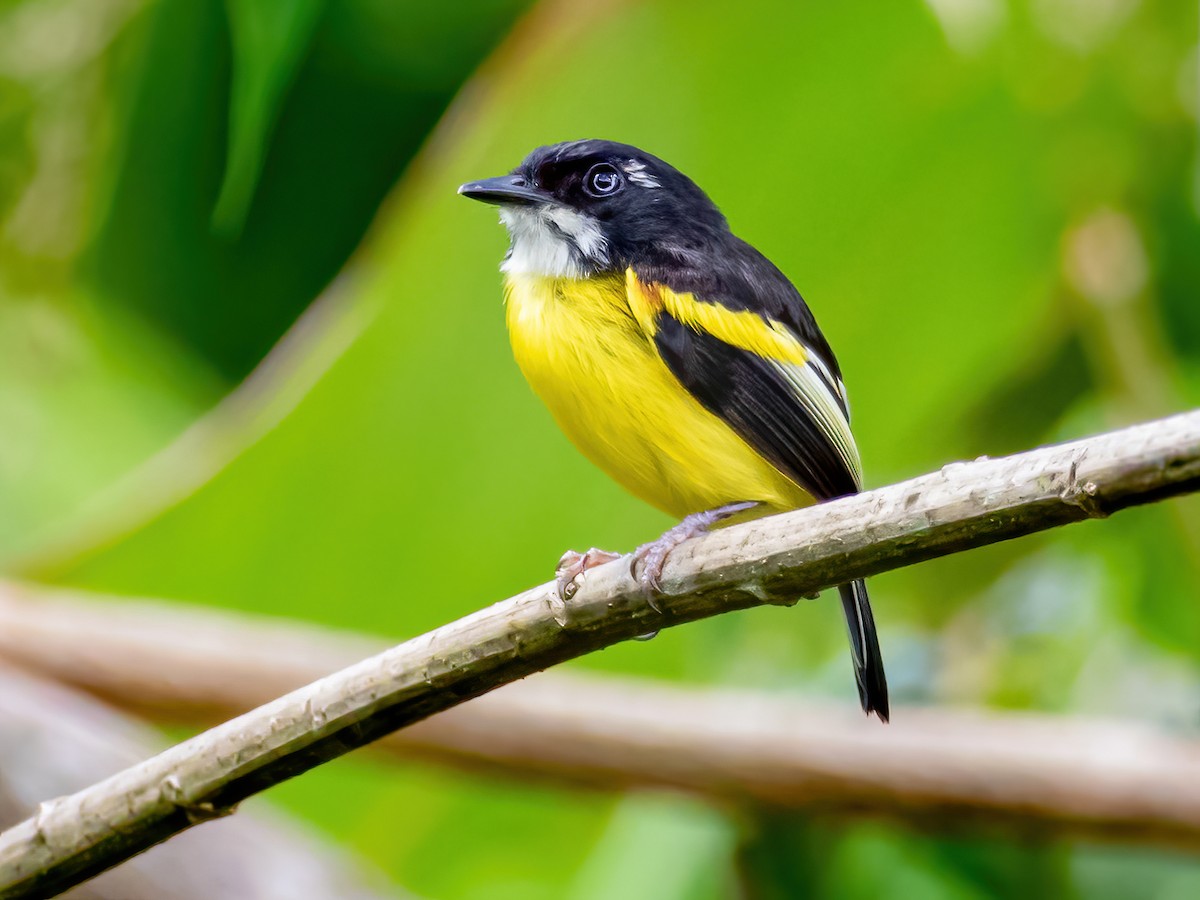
[627,267,889,720]
[626,268,862,499]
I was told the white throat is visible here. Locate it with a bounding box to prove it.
[499,205,608,278]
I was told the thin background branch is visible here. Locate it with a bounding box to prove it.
[3,584,1200,850]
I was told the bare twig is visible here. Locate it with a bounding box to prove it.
[0,664,406,900]
[2,585,1200,851]
[0,411,1198,897]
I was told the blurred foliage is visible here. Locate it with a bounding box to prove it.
[1,0,1200,897]
[0,0,527,553]
[89,0,528,379]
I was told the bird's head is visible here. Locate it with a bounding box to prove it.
[459,139,728,278]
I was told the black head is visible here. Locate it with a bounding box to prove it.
[459,140,729,277]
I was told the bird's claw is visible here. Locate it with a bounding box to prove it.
[560,502,759,608]
[555,547,621,600]
[630,541,669,601]
[631,500,760,607]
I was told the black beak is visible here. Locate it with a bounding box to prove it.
[458,174,547,206]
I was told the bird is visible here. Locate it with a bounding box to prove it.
[459,139,888,720]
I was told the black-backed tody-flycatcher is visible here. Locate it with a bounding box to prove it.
[460,139,888,720]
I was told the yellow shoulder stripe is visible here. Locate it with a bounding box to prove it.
[625,268,807,365]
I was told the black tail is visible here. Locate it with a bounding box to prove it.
[838,579,889,721]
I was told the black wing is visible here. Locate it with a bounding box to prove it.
[653,311,857,500]
[638,253,890,720]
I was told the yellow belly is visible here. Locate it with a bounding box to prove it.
[504,273,813,519]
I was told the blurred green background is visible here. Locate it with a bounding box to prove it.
[1,0,1199,896]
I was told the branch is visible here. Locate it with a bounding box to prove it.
[0,663,405,900]
[1,411,1198,897]
[3,585,1200,850]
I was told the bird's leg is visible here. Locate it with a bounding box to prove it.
[555,548,623,600]
[633,501,760,595]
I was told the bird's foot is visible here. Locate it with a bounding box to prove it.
[555,547,622,600]
[632,501,760,597]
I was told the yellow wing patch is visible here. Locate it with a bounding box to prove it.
[625,268,807,365]
[625,267,862,490]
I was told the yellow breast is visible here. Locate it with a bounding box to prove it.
[504,273,812,519]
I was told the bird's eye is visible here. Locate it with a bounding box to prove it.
[584,163,623,198]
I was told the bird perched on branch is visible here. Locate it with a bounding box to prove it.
[460,139,888,720]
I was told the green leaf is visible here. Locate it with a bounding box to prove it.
[211,0,324,236]
[89,0,530,378]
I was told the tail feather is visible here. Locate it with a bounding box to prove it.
[838,579,889,721]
